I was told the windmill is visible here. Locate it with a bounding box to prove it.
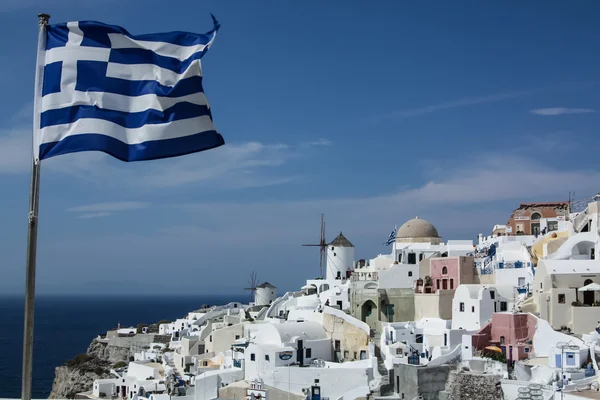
[244,270,260,302]
[302,213,327,279]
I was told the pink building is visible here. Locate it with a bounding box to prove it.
[429,256,475,291]
[472,312,537,362]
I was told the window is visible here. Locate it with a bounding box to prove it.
[436,280,440,290]
[408,271,413,277]
[592,248,596,260]
[250,353,255,361]
[558,294,565,304]
[518,277,525,287]
[459,302,465,312]
[442,266,448,275]
[265,355,270,361]
[450,279,454,289]
[524,347,530,353]
[419,253,424,262]
[209,335,212,342]
[306,348,312,358]
[235,335,240,340]
[416,334,423,344]
[531,212,541,220]
[500,336,505,345]
[490,291,495,300]
[334,253,336,256]
[471,306,475,313]
[500,301,508,311]
[344,350,349,359]
[408,253,416,264]
[354,351,357,359]
[548,221,558,232]
[335,340,341,351]
[442,279,448,290]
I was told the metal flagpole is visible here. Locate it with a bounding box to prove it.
[21,13,49,400]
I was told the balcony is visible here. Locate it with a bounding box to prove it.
[350,272,378,281]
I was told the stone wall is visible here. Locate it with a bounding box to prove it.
[439,369,503,400]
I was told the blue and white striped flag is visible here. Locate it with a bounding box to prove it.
[34,16,224,162]
[384,227,396,246]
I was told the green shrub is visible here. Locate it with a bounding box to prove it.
[113,361,127,369]
[66,354,91,367]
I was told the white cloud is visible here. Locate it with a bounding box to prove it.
[530,107,595,116]
[0,125,321,189]
[304,138,333,147]
[39,150,600,293]
[67,201,149,213]
[376,89,538,120]
[77,212,114,219]
[0,130,32,173]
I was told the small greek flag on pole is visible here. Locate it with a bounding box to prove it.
[33,15,224,162]
[384,227,396,246]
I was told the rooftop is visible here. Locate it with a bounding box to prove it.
[329,232,354,247]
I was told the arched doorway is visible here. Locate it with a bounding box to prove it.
[583,279,595,306]
[361,300,378,330]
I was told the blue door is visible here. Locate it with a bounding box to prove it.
[555,354,562,368]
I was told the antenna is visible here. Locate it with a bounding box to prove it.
[569,191,600,214]
[302,214,327,279]
[244,271,259,302]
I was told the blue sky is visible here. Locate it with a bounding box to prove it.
[1,0,600,295]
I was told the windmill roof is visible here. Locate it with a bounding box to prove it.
[329,232,354,247]
[257,282,276,288]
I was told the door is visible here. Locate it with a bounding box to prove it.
[531,223,540,236]
[584,279,594,305]
[297,339,304,365]
[555,354,562,368]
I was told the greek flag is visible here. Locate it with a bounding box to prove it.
[34,16,224,162]
[384,227,396,246]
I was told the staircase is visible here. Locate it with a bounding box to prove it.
[373,335,395,396]
[574,209,589,232]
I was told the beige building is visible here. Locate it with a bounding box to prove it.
[321,307,370,362]
[204,323,244,354]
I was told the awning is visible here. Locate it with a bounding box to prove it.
[578,282,600,292]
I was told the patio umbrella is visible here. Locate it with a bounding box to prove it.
[485,346,503,353]
[578,282,600,291]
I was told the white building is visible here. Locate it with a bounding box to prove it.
[353,218,474,290]
[534,259,600,334]
[92,361,166,400]
[451,284,517,331]
[244,321,332,380]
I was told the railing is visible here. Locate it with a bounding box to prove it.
[350,272,378,281]
[497,261,532,269]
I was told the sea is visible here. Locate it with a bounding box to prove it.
[0,294,246,399]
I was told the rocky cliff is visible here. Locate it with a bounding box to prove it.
[48,339,132,399]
